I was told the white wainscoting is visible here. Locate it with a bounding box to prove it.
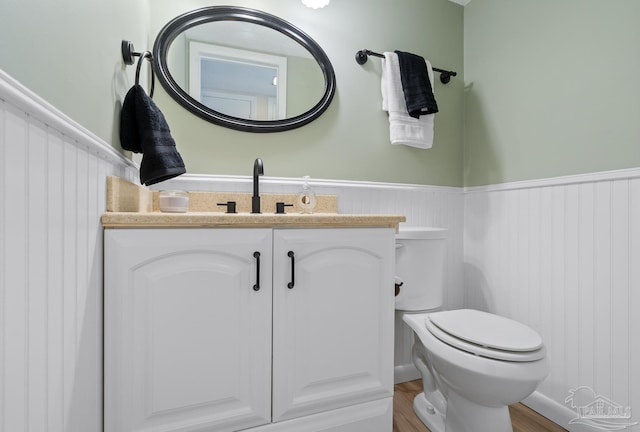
[0,70,137,432]
[465,172,640,431]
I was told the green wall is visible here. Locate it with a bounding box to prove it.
[4,0,636,188]
[464,0,640,187]
[0,0,150,146]
[150,0,464,186]
[0,0,463,186]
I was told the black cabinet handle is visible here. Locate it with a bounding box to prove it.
[253,251,261,291]
[287,251,295,289]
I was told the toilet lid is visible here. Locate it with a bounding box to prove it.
[426,309,545,362]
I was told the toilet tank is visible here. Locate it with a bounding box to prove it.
[395,227,447,311]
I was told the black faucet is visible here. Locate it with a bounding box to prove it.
[252,158,264,214]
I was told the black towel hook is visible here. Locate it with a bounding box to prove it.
[355,49,457,84]
[121,40,155,98]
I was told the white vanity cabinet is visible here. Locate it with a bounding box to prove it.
[272,229,394,422]
[105,227,395,432]
[104,228,273,432]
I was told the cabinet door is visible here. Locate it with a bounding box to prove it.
[272,228,395,422]
[105,228,272,432]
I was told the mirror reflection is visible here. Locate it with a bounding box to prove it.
[167,21,325,121]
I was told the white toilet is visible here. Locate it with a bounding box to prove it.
[395,227,549,432]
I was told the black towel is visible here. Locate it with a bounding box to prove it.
[120,85,186,186]
[395,51,438,119]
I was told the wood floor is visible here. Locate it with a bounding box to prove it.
[393,380,568,432]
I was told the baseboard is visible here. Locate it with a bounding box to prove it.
[394,364,421,385]
[523,391,592,432]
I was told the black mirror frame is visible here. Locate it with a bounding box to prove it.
[153,6,336,133]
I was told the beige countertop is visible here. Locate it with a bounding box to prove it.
[102,176,405,229]
[101,212,405,229]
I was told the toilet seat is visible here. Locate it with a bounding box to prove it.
[424,309,545,362]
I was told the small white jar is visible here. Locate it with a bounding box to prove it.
[158,190,189,213]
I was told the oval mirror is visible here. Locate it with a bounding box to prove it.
[153,6,336,133]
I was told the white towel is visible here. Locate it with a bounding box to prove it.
[381,52,435,149]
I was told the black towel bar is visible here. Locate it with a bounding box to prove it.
[121,40,155,98]
[355,49,457,84]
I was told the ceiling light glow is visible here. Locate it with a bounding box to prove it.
[301,0,330,9]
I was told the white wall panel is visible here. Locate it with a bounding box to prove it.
[631,179,640,430]
[465,174,640,431]
[0,71,137,432]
